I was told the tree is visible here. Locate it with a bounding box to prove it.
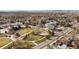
[76,16,79,22]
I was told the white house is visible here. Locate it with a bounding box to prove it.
[55,26,65,31]
[0,28,9,33]
[45,22,55,29]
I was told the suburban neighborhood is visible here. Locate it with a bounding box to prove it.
[0,10,79,49]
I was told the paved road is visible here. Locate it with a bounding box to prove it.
[32,28,73,49]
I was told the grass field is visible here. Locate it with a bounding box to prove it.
[15,27,47,46]
[16,28,33,35]
[0,37,12,47]
[28,33,43,40]
[35,37,46,44]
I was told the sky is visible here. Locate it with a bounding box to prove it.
[0,0,79,11]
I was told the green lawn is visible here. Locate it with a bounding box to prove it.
[28,33,43,40]
[16,28,33,35]
[35,37,46,44]
[0,37,12,47]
